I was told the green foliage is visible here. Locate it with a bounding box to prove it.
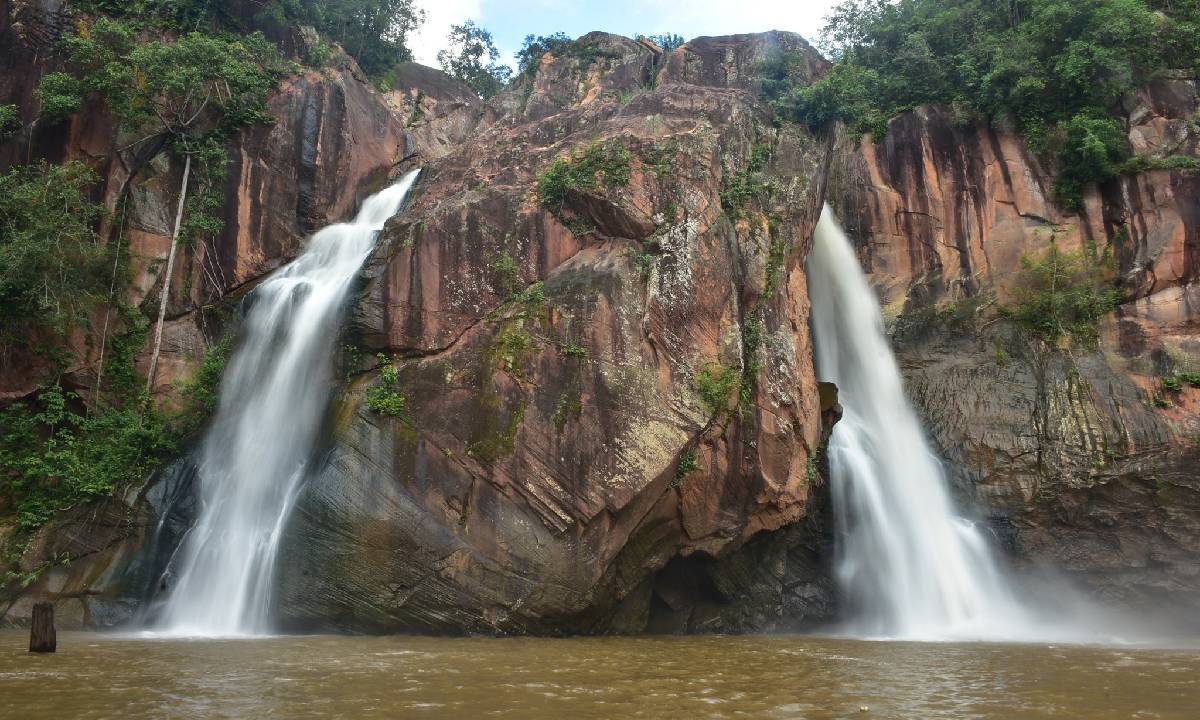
[552,392,582,431]
[721,144,771,215]
[628,242,658,276]
[790,0,1199,201]
[438,20,512,99]
[537,140,633,211]
[33,73,83,124]
[646,33,685,51]
[695,363,740,416]
[513,280,546,311]
[75,0,425,79]
[1152,394,1170,409]
[516,32,573,74]
[738,312,765,409]
[494,250,522,297]
[764,235,788,296]
[641,138,680,180]
[1162,375,1183,393]
[560,340,588,358]
[1180,372,1200,388]
[302,0,424,77]
[0,383,178,533]
[176,134,233,251]
[672,449,698,487]
[777,62,890,137]
[41,17,287,134]
[1002,241,1123,346]
[1054,113,1128,209]
[495,325,535,373]
[0,162,108,347]
[365,354,407,417]
[0,104,20,138]
[176,333,233,429]
[1117,154,1200,174]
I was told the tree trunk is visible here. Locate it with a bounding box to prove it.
[29,602,56,653]
[145,153,192,396]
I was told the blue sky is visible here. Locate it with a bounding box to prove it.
[409,0,840,68]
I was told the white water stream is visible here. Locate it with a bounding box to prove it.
[156,171,419,637]
[807,207,1037,641]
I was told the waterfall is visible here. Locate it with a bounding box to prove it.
[156,171,419,637]
[807,206,1034,641]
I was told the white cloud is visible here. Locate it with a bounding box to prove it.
[410,0,483,66]
[631,0,834,42]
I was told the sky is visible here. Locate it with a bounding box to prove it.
[408,0,840,69]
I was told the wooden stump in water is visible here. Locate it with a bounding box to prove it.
[29,602,56,653]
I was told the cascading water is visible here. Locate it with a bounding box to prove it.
[155,170,419,637]
[807,206,1035,641]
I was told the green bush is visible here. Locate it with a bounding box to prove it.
[1118,155,1200,174]
[695,364,740,416]
[672,449,698,486]
[779,0,1198,201]
[438,20,512,99]
[0,104,20,138]
[515,33,574,74]
[537,140,632,211]
[365,355,407,417]
[0,384,177,532]
[1002,242,1123,345]
[1054,113,1128,209]
[0,161,108,345]
[720,144,771,215]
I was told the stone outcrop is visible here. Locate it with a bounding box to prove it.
[828,78,1200,623]
[273,31,839,633]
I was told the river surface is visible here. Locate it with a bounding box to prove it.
[2,632,1198,719]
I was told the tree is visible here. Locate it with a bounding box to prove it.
[36,17,288,393]
[302,0,426,77]
[515,32,572,74]
[0,162,107,348]
[645,33,685,51]
[438,20,512,99]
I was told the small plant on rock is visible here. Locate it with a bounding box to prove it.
[366,355,407,417]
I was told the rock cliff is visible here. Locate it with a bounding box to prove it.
[275,31,839,633]
[5,5,1196,634]
[828,79,1200,623]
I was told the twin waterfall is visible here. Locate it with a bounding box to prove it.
[157,171,419,637]
[808,208,1035,641]
[157,183,1035,640]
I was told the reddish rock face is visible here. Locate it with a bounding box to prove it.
[0,10,410,398]
[828,80,1200,621]
[0,7,418,625]
[275,32,838,633]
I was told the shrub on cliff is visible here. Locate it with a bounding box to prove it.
[71,0,425,78]
[0,162,108,349]
[786,0,1197,203]
[537,141,633,212]
[1002,241,1123,346]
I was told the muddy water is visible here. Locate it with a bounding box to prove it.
[1,632,1197,719]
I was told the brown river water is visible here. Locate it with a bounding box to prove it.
[1,631,1198,719]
